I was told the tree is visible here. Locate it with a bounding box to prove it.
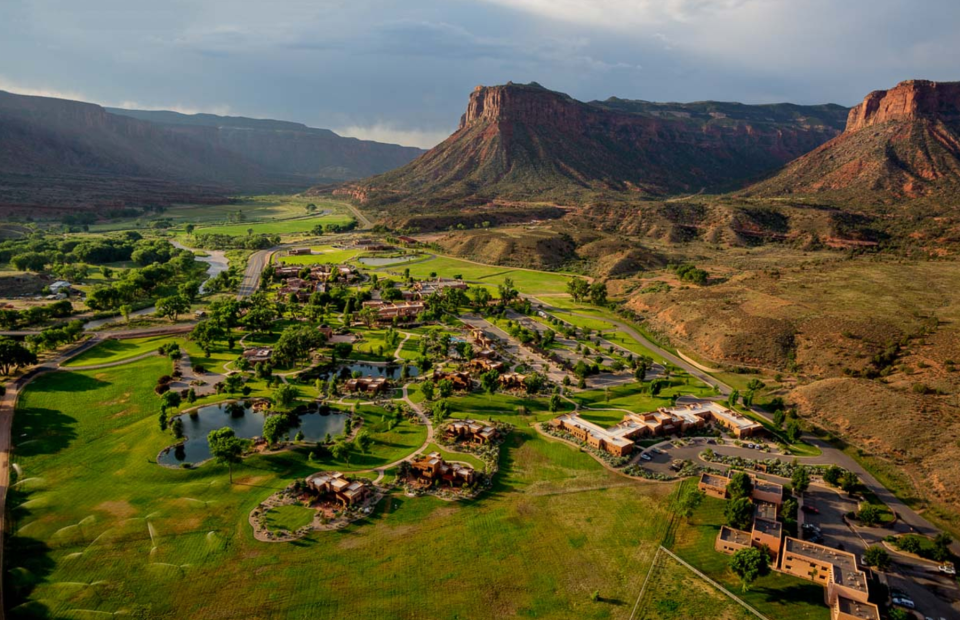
[208,427,244,483]
[933,533,953,562]
[273,326,325,368]
[727,389,740,408]
[420,379,435,401]
[727,471,753,501]
[730,547,770,592]
[791,466,811,496]
[588,281,607,306]
[772,408,785,429]
[785,419,802,443]
[675,486,705,523]
[840,471,860,495]
[156,295,190,321]
[262,414,288,446]
[354,429,372,452]
[224,372,244,393]
[272,383,299,411]
[549,393,562,412]
[331,439,351,462]
[481,369,500,394]
[857,504,882,527]
[823,465,844,487]
[0,338,38,374]
[860,545,890,570]
[888,609,910,620]
[566,277,590,302]
[438,378,454,398]
[160,390,182,413]
[725,497,755,531]
[497,277,517,305]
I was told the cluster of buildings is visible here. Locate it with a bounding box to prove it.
[444,419,500,445]
[410,452,477,487]
[275,263,361,300]
[305,471,369,506]
[360,300,425,323]
[343,376,390,395]
[549,401,763,457]
[432,369,473,391]
[412,278,468,298]
[703,472,880,620]
[242,347,273,364]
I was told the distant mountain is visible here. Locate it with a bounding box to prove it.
[745,80,960,203]
[107,108,424,181]
[340,82,848,217]
[0,90,424,213]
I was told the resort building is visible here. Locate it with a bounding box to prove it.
[396,235,419,246]
[445,419,499,444]
[752,478,784,506]
[289,248,312,256]
[373,301,425,322]
[413,278,468,298]
[497,372,527,390]
[549,413,635,457]
[306,471,369,506]
[751,518,784,562]
[467,358,504,373]
[779,538,877,617]
[698,472,732,499]
[715,525,753,555]
[242,347,273,363]
[410,452,477,486]
[343,376,389,395]
[432,370,473,391]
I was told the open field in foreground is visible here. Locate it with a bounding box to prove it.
[9,357,677,620]
[634,550,753,620]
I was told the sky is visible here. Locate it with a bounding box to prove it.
[2,0,959,148]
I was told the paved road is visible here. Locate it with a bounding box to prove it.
[237,247,275,299]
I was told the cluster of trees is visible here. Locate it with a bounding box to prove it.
[671,263,709,285]
[0,300,74,330]
[566,278,608,305]
[0,337,38,374]
[25,320,84,353]
[894,532,954,562]
[310,221,357,235]
[0,231,148,273]
[724,471,755,530]
[86,256,198,312]
[190,233,281,250]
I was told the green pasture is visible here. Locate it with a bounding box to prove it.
[62,335,175,367]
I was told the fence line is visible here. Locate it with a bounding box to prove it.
[658,546,771,620]
[628,546,663,620]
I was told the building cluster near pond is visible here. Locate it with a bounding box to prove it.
[549,400,762,457]
[306,471,369,506]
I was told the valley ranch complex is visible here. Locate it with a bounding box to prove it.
[550,401,762,457]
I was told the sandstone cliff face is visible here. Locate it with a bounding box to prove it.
[845,79,960,131]
[354,82,847,212]
[746,79,960,203]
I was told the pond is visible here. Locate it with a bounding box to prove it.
[158,401,349,466]
[357,254,424,267]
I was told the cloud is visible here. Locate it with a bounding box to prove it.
[113,100,234,116]
[0,76,88,101]
[335,122,453,149]
[478,0,751,29]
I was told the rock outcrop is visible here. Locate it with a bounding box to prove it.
[346,82,848,215]
[746,79,960,203]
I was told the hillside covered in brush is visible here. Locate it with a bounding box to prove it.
[342,82,848,219]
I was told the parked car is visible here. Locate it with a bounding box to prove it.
[892,597,915,610]
[938,562,956,575]
[801,505,820,514]
[640,453,652,461]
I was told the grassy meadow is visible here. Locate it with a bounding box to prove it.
[8,354,677,620]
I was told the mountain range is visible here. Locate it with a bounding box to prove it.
[341,82,849,211]
[0,90,424,214]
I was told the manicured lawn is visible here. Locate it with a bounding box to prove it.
[279,246,364,265]
[264,504,315,533]
[194,212,353,237]
[9,354,679,620]
[391,255,574,295]
[670,487,830,620]
[62,335,176,367]
[576,380,716,418]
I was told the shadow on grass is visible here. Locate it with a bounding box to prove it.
[11,407,78,458]
[5,487,56,619]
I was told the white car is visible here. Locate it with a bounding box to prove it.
[938,563,956,575]
[640,453,652,461]
[892,597,915,610]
